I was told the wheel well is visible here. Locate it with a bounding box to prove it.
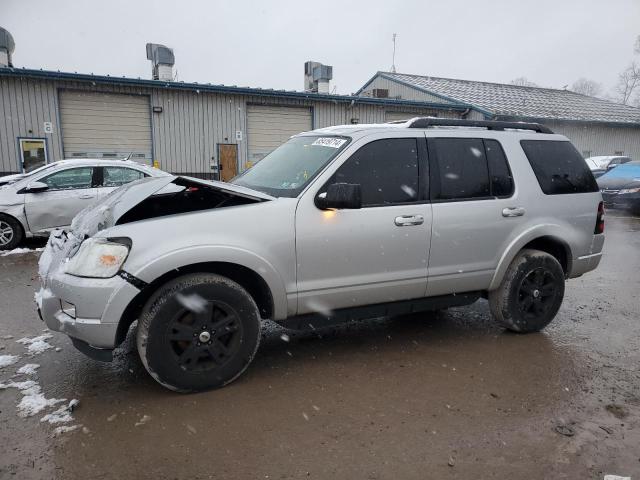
[522,236,571,275]
[115,262,274,345]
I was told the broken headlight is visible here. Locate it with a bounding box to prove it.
[65,238,130,278]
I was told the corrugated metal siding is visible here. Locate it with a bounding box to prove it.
[0,77,63,173]
[359,76,458,103]
[543,121,640,159]
[2,75,638,177]
[247,105,312,162]
[59,91,152,160]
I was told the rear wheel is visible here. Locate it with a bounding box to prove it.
[137,273,261,392]
[489,249,565,333]
[0,216,23,251]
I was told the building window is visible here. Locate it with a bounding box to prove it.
[19,138,48,173]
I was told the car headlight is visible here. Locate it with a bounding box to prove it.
[618,187,640,194]
[65,238,130,278]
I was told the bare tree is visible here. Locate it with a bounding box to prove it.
[570,78,603,97]
[614,62,640,105]
[510,77,538,87]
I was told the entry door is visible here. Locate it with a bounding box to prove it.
[24,167,98,232]
[19,139,48,172]
[295,137,431,314]
[218,144,238,182]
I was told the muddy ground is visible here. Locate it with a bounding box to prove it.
[0,215,639,479]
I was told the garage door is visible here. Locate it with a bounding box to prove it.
[385,111,417,123]
[59,91,152,162]
[247,105,313,163]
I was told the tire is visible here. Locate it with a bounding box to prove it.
[0,215,23,251]
[136,273,261,393]
[488,249,565,333]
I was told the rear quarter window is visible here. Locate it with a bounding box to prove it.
[520,140,598,194]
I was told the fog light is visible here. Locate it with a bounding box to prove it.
[60,299,76,319]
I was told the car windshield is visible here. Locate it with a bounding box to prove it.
[231,135,350,197]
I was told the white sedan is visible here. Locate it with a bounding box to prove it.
[0,159,169,250]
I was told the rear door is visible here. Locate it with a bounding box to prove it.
[96,166,147,199]
[24,166,98,232]
[426,137,518,296]
[295,136,432,313]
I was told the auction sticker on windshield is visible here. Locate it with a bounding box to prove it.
[311,138,347,148]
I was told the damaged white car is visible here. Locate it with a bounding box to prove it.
[0,159,168,250]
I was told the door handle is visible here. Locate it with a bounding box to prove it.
[502,207,525,217]
[78,194,95,200]
[394,215,424,226]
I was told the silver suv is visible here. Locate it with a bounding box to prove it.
[36,118,605,392]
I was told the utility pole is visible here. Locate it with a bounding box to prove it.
[391,33,397,73]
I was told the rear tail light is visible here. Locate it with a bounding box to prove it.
[594,201,605,234]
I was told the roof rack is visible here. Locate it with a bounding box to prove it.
[406,117,554,134]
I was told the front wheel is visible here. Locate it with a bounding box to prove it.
[0,216,23,251]
[489,249,565,333]
[137,273,261,392]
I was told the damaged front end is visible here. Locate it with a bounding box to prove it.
[36,176,273,358]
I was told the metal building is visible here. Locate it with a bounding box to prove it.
[0,68,474,179]
[357,71,640,159]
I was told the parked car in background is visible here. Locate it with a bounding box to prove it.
[0,159,169,250]
[586,155,632,172]
[584,157,607,178]
[36,118,605,392]
[597,160,640,214]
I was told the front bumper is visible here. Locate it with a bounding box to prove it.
[37,270,140,351]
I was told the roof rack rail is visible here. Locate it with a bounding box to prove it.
[406,117,554,134]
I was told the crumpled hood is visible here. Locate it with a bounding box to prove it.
[70,175,274,238]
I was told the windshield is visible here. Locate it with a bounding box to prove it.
[231,135,350,197]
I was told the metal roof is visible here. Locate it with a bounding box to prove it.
[361,72,640,125]
[0,67,474,112]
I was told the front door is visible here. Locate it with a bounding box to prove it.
[218,144,238,182]
[295,137,432,314]
[19,139,48,173]
[24,166,98,232]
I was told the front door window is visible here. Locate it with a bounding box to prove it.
[19,139,48,173]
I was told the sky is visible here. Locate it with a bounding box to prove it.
[3,0,640,96]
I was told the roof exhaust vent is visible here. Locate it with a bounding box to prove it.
[304,61,333,94]
[0,27,15,67]
[146,43,175,81]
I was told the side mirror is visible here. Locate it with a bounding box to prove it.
[316,183,362,210]
[606,164,616,171]
[24,181,49,193]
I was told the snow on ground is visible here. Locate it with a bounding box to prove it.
[0,247,44,257]
[16,363,40,375]
[41,399,79,424]
[0,379,66,417]
[0,354,20,368]
[53,424,80,435]
[16,334,53,354]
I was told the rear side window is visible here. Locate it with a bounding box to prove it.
[331,138,419,206]
[520,140,598,194]
[429,138,490,200]
[485,140,514,197]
